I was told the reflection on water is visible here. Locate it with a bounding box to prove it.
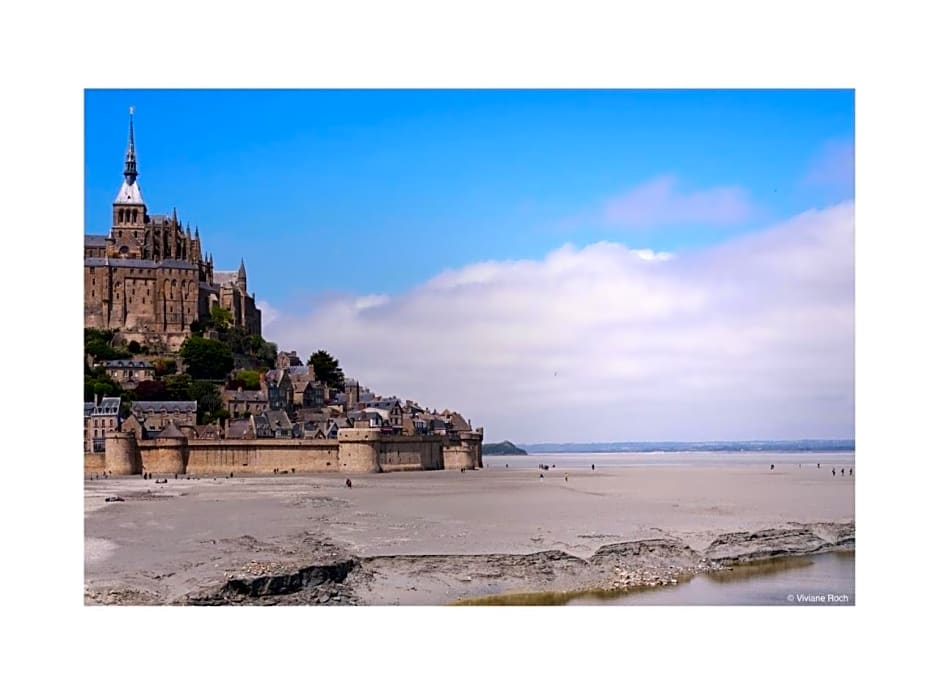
[568,551,855,606]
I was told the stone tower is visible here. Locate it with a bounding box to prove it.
[110,107,147,258]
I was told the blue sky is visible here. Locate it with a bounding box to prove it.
[84,90,854,441]
[85,89,853,303]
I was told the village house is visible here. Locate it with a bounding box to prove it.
[97,359,155,387]
[264,410,294,438]
[276,351,303,369]
[84,395,121,452]
[261,369,294,413]
[225,417,255,440]
[222,387,267,418]
[362,398,404,428]
[130,400,198,429]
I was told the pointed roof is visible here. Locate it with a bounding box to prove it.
[237,258,246,278]
[157,422,185,439]
[114,107,145,206]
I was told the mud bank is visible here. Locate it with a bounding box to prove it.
[86,522,854,606]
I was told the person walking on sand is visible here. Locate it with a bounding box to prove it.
[841,468,845,476]
[345,478,352,488]
[817,462,820,469]
[850,468,853,476]
[770,464,775,471]
[832,467,836,477]
[565,474,568,483]
[591,463,595,471]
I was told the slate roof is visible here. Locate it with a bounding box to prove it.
[265,410,293,430]
[214,271,237,286]
[364,399,402,411]
[132,400,197,413]
[85,258,198,270]
[226,419,252,438]
[224,389,266,403]
[100,359,154,369]
[85,235,108,247]
[157,422,185,438]
[98,397,122,415]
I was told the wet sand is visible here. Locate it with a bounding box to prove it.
[84,456,855,605]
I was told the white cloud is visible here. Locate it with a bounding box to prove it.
[261,202,854,442]
[602,175,754,228]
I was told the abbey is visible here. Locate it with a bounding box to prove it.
[84,109,261,351]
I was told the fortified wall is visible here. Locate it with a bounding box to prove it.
[101,428,483,477]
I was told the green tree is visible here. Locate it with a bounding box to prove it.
[153,358,177,378]
[84,328,131,361]
[187,380,225,425]
[180,336,234,380]
[234,369,262,390]
[210,306,234,331]
[134,380,168,401]
[307,349,345,390]
[84,367,121,401]
[164,373,193,401]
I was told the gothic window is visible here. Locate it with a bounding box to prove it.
[132,210,138,223]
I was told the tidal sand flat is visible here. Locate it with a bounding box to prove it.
[84,454,854,605]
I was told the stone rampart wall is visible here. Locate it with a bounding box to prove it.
[103,428,483,476]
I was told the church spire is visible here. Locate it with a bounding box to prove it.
[237,258,247,292]
[124,107,138,183]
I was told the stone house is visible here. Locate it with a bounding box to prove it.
[84,395,121,452]
[261,369,294,413]
[276,351,303,369]
[264,410,294,438]
[97,359,155,387]
[222,387,267,418]
[363,399,403,428]
[225,417,255,440]
[350,410,384,429]
[131,400,197,429]
[301,381,327,409]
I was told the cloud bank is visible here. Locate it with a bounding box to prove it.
[263,202,854,442]
[602,175,754,228]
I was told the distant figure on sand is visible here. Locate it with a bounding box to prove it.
[770,464,775,471]
[345,478,352,488]
[591,463,595,471]
[850,468,853,476]
[832,467,836,477]
[841,468,845,476]
[565,474,568,482]
[539,473,544,479]
[817,463,820,469]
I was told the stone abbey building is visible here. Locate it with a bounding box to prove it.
[84,109,261,351]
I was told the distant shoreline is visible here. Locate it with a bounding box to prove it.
[516,440,855,454]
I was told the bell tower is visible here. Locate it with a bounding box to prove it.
[109,107,147,258]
